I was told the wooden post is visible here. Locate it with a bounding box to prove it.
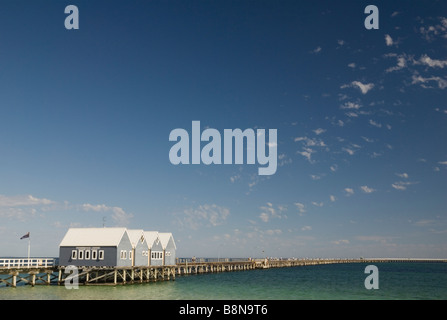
[12,271,18,288]
[31,273,36,287]
[114,269,117,285]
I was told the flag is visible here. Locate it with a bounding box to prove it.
[20,232,30,240]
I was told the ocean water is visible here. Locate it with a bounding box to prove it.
[1,262,446,300]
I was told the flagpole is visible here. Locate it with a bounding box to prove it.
[27,237,31,267]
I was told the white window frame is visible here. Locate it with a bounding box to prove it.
[129,250,133,261]
[98,250,104,260]
[92,250,98,260]
[78,249,84,260]
[85,250,91,260]
[71,250,77,260]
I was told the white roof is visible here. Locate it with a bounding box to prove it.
[59,228,128,247]
[143,231,159,246]
[159,232,176,250]
[127,229,145,248]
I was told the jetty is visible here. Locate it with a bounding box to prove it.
[1,256,446,288]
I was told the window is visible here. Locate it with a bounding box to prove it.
[78,250,84,260]
[166,251,171,257]
[92,250,97,260]
[129,251,132,261]
[98,250,104,260]
[120,250,127,260]
[85,250,90,260]
[71,250,77,260]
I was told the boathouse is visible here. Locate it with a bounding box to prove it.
[127,229,149,267]
[144,231,164,266]
[58,228,133,267]
[159,232,176,266]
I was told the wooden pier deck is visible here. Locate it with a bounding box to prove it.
[1,257,446,287]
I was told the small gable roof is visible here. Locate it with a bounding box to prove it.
[143,231,160,247]
[127,229,146,248]
[159,232,176,250]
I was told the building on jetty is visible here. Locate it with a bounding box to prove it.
[58,228,176,268]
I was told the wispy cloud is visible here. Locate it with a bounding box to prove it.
[344,188,354,196]
[340,101,362,110]
[0,194,54,207]
[341,81,375,94]
[180,204,230,229]
[412,74,447,89]
[332,239,350,245]
[369,119,382,128]
[294,202,306,214]
[418,17,447,41]
[415,54,447,68]
[360,185,376,193]
[391,181,418,191]
[311,46,322,54]
[259,202,286,223]
[385,34,394,46]
[313,128,326,135]
[81,203,133,226]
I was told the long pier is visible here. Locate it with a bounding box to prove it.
[1,257,446,287]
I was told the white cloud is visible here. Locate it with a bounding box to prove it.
[313,128,326,135]
[0,194,56,220]
[332,239,350,245]
[311,46,322,54]
[369,119,382,128]
[259,202,286,222]
[81,203,133,226]
[330,195,336,202]
[340,102,362,110]
[265,229,282,236]
[418,17,447,41]
[344,188,354,196]
[395,172,409,178]
[412,74,447,89]
[311,201,324,207]
[341,81,375,94]
[391,181,417,191]
[439,161,447,165]
[343,147,355,156]
[301,226,312,231]
[416,54,447,68]
[385,55,408,73]
[294,202,306,214]
[385,34,394,46]
[259,212,269,222]
[181,204,230,229]
[348,63,356,68]
[298,148,315,164]
[0,194,54,207]
[360,185,376,193]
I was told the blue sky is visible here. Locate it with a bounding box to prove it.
[0,0,446,259]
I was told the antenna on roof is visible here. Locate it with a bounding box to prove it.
[102,216,106,228]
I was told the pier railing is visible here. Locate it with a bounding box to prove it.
[0,258,56,269]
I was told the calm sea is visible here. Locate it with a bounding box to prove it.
[1,262,446,300]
